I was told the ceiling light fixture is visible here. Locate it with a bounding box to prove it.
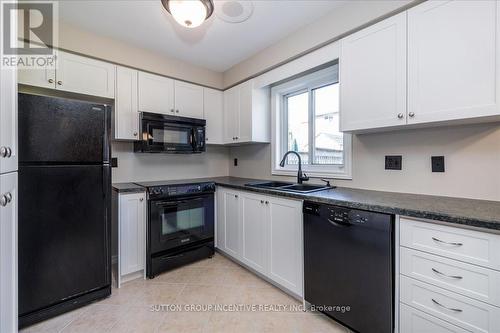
[161,0,214,28]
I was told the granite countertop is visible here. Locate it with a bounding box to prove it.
[113,177,500,231]
[112,182,145,193]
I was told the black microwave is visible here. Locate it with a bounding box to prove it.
[134,112,206,153]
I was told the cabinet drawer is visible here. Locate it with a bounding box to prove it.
[401,276,500,333]
[400,217,500,270]
[400,303,471,333]
[401,247,500,307]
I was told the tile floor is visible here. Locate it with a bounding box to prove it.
[21,252,349,333]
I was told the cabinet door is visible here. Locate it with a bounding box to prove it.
[138,72,174,115]
[340,12,407,131]
[240,192,267,273]
[221,189,241,258]
[237,80,253,142]
[223,86,239,143]
[119,192,146,276]
[0,54,18,174]
[267,197,303,296]
[0,172,17,333]
[174,80,204,119]
[408,0,500,124]
[56,51,116,98]
[115,66,139,141]
[203,88,224,144]
[18,66,56,89]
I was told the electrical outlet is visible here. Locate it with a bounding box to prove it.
[234,158,238,167]
[385,155,402,170]
[111,157,118,168]
[432,156,445,172]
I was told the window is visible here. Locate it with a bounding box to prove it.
[272,65,352,179]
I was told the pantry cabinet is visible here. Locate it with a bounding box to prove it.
[0,54,18,174]
[138,72,175,115]
[0,172,17,333]
[114,66,139,141]
[117,191,146,287]
[216,187,303,296]
[18,50,116,98]
[223,80,270,144]
[203,88,224,144]
[340,12,407,132]
[174,80,204,119]
[407,0,500,125]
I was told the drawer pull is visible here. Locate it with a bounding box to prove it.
[431,298,463,313]
[432,237,463,247]
[432,268,463,280]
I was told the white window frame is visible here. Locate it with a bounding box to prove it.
[271,65,352,179]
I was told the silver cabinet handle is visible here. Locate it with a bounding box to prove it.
[48,78,54,83]
[235,194,238,198]
[133,131,138,137]
[57,81,62,85]
[432,268,463,280]
[409,112,415,117]
[0,195,7,207]
[431,298,463,312]
[171,109,175,113]
[6,147,11,157]
[5,193,12,203]
[397,113,404,119]
[432,237,463,247]
[260,200,264,204]
[175,110,179,113]
[0,146,7,158]
[139,198,144,202]
[265,201,269,205]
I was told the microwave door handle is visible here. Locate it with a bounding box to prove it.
[191,129,197,148]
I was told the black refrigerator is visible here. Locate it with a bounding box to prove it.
[18,93,112,327]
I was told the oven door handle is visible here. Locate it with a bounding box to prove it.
[154,197,206,207]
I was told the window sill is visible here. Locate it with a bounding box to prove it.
[271,169,352,180]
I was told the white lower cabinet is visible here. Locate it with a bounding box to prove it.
[240,192,267,273]
[118,191,146,287]
[400,217,500,333]
[400,303,470,333]
[217,187,303,296]
[0,172,17,333]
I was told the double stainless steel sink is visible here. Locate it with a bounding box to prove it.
[245,181,331,194]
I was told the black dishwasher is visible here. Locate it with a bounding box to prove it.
[303,201,394,333]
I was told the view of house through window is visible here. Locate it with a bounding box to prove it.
[284,81,342,166]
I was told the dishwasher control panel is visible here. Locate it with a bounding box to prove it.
[303,202,390,227]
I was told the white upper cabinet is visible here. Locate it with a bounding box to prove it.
[138,72,174,115]
[56,51,116,98]
[203,88,224,144]
[18,50,115,98]
[0,53,18,174]
[114,66,139,141]
[223,80,270,144]
[18,63,56,89]
[223,85,239,143]
[407,0,500,124]
[174,81,204,119]
[340,12,407,132]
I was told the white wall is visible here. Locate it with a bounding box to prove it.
[223,0,417,87]
[56,21,224,89]
[229,123,500,201]
[112,142,229,183]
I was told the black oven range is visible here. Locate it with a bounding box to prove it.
[135,180,215,278]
